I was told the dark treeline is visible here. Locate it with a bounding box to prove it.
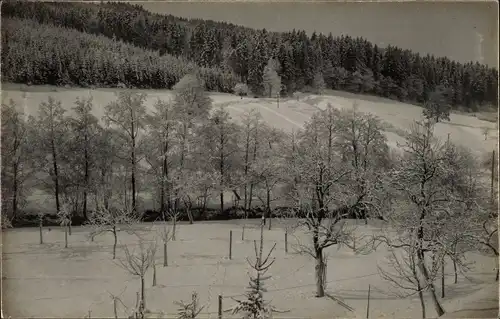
[1,0,498,111]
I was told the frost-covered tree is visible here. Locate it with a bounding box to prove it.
[234,83,249,98]
[117,234,157,315]
[1,99,35,220]
[262,58,281,98]
[285,104,384,297]
[312,72,326,95]
[104,92,148,213]
[422,85,453,123]
[67,97,101,220]
[145,98,177,215]
[172,73,212,213]
[249,125,287,228]
[87,207,141,259]
[34,96,69,213]
[239,109,263,214]
[377,121,453,317]
[202,105,241,216]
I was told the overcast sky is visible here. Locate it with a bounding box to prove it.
[141,1,498,68]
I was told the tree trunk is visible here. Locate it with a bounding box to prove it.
[163,242,168,267]
[220,191,224,216]
[266,187,271,230]
[160,181,165,215]
[186,200,193,224]
[220,129,225,216]
[315,249,326,297]
[243,124,251,213]
[248,184,254,211]
[415,261,427,319]
[39,218,43,244]
[248,126,258,212]
[83,136,89,221]
[172,217,176,241]
[64,226,68,248]
[418,288,427,319]
[12,162,18,220]
[112,226,117,259]
[453,258,458,284]
[418,252,445,316]
[140,275,146,311]
[161,139,169,216]
[243,185,248,217]
[152,262,157,286]
[202,194,207,219]
[441,261,445,298]
[51,137,61,213]
[131,149,136,213]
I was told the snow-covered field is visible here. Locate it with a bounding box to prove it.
[2,219,497,318]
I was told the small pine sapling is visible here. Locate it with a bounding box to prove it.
[175,292,204,319]
[230,223,280,319]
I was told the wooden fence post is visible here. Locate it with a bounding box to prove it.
[229,231,233,260]
[218,295,223,319]
[285,230,288,254]
[366,284,371,319]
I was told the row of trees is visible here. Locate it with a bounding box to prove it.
[1,72,288,223]
[1,18,238,92]
[2,1,498,110]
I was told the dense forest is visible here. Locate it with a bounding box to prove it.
[1,0,498,111]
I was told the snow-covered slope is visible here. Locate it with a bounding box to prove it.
[2,85,497,157]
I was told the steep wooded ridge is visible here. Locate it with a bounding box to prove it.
[1,0,498,111]
[0,18,237,92]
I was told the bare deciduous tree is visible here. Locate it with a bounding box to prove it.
[250,125,287,229]
[377,121,459,317]
[87,207,140,259]
[158,220,173,267]
[378,237,429,319]
[285,104,384,297]
[35,96,68,214]
[67,97,100,220]
[116,234,157,316]
[145,98,176,216]
[57,203,72,248]
[172,73,212,215]
[203,105,242,216]
[104,92,148,213]
[240,109,262,215]
[1,99,35,221]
